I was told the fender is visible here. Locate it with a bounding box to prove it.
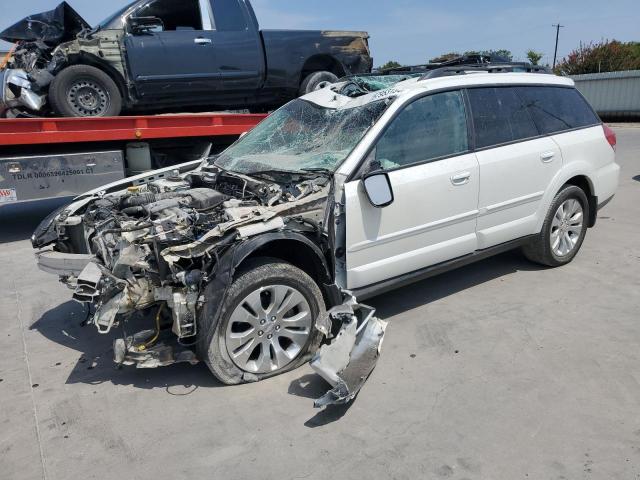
[534,160,596,232]
[197,231,338,347]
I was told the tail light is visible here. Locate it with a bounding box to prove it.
[603,124,617,150]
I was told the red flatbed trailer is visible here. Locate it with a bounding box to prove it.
[0,113,267,205]
[0,113,267,146]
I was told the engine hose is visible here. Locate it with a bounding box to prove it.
[136,304,165,352]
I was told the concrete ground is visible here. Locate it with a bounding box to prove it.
[1,128,639,480]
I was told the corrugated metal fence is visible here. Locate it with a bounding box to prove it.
[571,70,640,119]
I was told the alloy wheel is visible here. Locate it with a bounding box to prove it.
[550,198,584,257]
[225,285,313,374]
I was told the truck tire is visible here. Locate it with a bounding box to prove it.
[299,71,339,95]
[522,185,589,267]
[197,258,325,385]
[49,65,122,117]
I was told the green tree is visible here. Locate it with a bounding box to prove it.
[526,50,544,65]
[378,60,402,71]
[463,49,513,61]
[555,40,640,75]
[430,52,461,63]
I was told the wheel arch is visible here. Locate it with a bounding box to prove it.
[199,232,339,343]
[536,165,599,233]
[62,53,128,102]
[236,234,340,307]
[299,54,346,85]
[564,175,597,227]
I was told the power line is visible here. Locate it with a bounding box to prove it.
[552,23,565,69]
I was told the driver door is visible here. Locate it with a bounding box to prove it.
[124,0,222,99]
[344,90,480,289]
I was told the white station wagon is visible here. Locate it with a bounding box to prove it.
[33,65,619,407]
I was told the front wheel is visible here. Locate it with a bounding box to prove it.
[49,65,122,117]
[522,185,589,267]
[197,259,325,385]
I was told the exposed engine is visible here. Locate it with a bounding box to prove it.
[36,165,330,367]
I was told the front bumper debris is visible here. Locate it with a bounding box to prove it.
[1,68,45,112]
[311,297,387,408]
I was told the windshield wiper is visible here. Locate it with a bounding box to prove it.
[301,168,333,177]
[249,168,332,180]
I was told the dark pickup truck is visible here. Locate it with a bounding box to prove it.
[0,0,372,117]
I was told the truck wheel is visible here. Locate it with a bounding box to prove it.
[197,258,325,385]
[299,71,339,95]
[522,185,589,267]
[49,65,122,117]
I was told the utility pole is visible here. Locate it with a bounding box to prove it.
[552,23,564,69]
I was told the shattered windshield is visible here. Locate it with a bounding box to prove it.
[214,99,390,175]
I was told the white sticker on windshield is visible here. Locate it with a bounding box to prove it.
[0,188,18,203]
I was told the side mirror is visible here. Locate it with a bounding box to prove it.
[128,16,164,34]
[363,172,394,208]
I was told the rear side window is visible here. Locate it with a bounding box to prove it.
[514,86,600,134]
[376,90,468,169]
[467,87,539,148]
[210,0,247,31]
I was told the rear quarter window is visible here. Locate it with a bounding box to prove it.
[514,86,600,135]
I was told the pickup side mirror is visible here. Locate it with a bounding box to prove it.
[128,16,164,34]
[363,171,394,208]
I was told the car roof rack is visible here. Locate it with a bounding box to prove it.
[419,63,552,80]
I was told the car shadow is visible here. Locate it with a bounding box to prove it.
[30,300,222,392]
[367,250,543,318]
[32,249,544,411]
[0,197,71,244]
[288,373,353,427]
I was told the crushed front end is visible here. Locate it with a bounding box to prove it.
[34,163,325,359]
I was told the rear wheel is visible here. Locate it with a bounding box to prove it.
[522,185,589,267]
[299,71,339,96]
[49,65,122,117]
[197,259,325,384]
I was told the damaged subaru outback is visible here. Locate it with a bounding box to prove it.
[32,67,619,407]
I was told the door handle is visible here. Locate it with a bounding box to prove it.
[540,151,555,163]
[194,37,212,45]
[451,172,471,186]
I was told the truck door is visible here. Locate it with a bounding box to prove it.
[208,0,264,91]
[124,0,222,99]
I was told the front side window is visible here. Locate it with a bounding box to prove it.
[135,0,203,31]
[468,87,539,148]
[214,99,390,174]
[375,90,468,169]
[210,0,247,31]
[514,86,600,134]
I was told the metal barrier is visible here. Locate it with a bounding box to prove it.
[571,70,640,119]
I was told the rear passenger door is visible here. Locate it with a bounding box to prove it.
[468,87,562,249]
[345,90,480,289]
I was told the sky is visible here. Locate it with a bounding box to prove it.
[1,0,638,66]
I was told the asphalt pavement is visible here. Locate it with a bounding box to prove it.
[1,127,639,480]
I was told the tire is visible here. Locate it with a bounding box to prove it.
[299,71,339,96]
[197,258,325,385]
[49,65,122,117]
[522,185,590,267]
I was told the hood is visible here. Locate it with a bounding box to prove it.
[0,2,91,45]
